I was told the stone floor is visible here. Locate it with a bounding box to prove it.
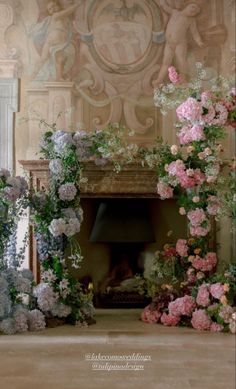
[0,309,235,389]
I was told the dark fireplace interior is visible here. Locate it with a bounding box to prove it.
[89,199,154,308]
[76,197,187,308]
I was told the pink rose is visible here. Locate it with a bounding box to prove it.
[168,66,182,84]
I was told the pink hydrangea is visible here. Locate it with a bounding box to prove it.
[192,252,217,272]
[141,305,161,324]
[191,309,211,330]
[157,181,174,199]
[176,239,188,257]
[189,124,206,141]
[210,322,224,332]
[209,283,225,299]
[187,208,206,226]
[190,224,211,237]
[168,295,196,317]
[179,172,196,189]
[160,312,180,326]
[196,284,210,307]
[178,126,193,144]
[176,97,202,122]
[168,66,182,84]
[167,160,185,177]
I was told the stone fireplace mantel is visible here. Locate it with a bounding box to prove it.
[19,159,159,282]
[19,160,158,197]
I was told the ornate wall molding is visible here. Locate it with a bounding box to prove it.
[0,77,18,170]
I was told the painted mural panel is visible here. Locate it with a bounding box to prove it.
[0,0,234,150]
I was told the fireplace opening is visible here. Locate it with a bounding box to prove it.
[77,197,187,308]
[89,199,155,308]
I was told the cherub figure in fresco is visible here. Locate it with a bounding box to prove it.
[31,1,78,81]
[152,0,204,87]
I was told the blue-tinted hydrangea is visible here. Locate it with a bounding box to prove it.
[0,317,15,334]
[58,183,77,201]
[49,159,63,176]
[0,293,11,319]
[28,309,46,331]
[33,283,58,312]
[51,302,72,318]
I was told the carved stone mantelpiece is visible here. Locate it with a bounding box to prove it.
[19,159,158,197]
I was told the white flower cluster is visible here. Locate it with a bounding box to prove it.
[49,215,81,238]
[0,269,46,335]
[0,170,28,202]
[58,183,77,201]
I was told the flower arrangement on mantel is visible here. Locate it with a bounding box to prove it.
[140,64,236,333]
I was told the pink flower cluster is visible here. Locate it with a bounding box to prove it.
[192,252,217,272]
[191,309,211,331]
[187,208,211,237]
[196,284,210,307]
[187,208,206,226]
[176,239,188,257]
[176,97,202,122]
[209,283,225,299]
[168,295,196,317]
[168,66,182,84]
[178,124,206,144]
[157,181,173,199]
[160,312,180,326]
[166,161,205,190]
[141,305,161,324]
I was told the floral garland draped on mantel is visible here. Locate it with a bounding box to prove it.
[0,64,235,334]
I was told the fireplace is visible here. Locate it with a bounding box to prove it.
[19,160,187,290]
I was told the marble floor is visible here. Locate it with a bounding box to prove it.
[0,309,235,389]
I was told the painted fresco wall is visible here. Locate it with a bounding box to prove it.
[0,0,234,165]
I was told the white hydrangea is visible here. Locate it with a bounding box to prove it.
[58,183,77,201]
[64,218,81,237]
[49,218,66,237]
